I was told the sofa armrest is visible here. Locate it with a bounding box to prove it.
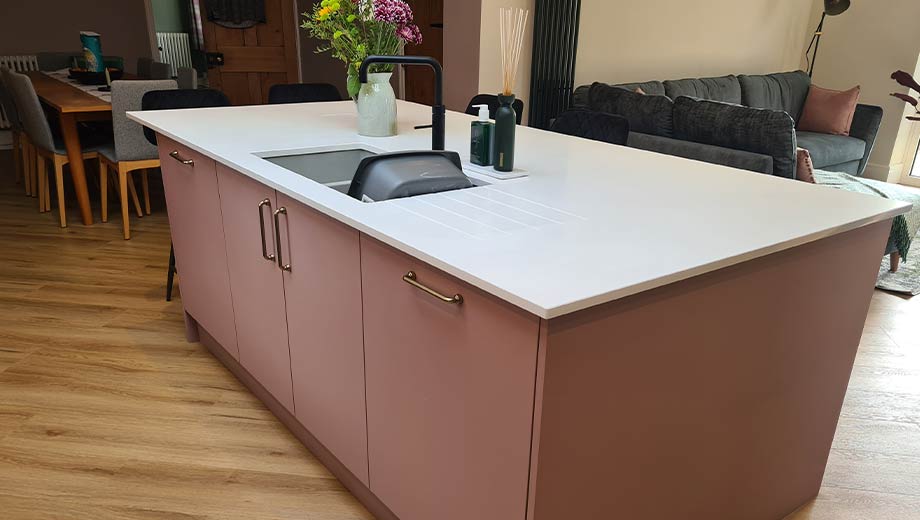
[849,104,883,176]
[627,132,774,175]
[572,85,591,109]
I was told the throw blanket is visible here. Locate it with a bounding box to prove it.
[814,170,920,260]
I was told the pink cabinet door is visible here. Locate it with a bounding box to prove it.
[216,165,294,411]
[158,137,238,359]
[277,193,369,485]
[360,235,541,520]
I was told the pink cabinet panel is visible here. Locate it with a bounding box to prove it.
[278,193,369,485]
[158,137,238,359]
[216,166,294,411]
[360,235,541,520]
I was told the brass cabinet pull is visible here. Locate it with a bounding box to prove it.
[402,271,463,305]
[273,207,292,272]
[258,198,275,262]
[169,150,194,166]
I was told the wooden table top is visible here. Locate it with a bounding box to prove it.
[25,71,112,114]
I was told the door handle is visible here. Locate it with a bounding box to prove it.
[402,271,463,305]
[273,207,292,272]
[169,150,194,166]
[258,198,275,261]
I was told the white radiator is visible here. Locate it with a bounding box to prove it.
[0,55,39,129]
[156,32,194,77]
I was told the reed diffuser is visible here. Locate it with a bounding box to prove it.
[494,7,529,172]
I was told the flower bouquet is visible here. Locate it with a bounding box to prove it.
[302,0,423,99]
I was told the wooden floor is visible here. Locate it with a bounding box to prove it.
[0,151,918,519]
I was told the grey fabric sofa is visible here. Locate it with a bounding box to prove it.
[572,71,883,178]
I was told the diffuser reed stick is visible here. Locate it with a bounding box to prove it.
[499,7,529,96]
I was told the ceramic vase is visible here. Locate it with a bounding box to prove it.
[493,93,517,172]
[357,72,397,137]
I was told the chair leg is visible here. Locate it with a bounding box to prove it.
[11,132,22,185]
[119,169,130,240]
[891,252,901,273]
[29,145,38,199]
[37,155,47,213]
[166,244,176,302]
[100,160,108,223]
[55,159,67,228]
[126,169,143,218]
[23,141,33,196]
[142,169,151,215]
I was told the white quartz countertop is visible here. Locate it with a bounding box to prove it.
[129,101,909,319]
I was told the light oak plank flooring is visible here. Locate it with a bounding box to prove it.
[0,151,918,519]
[0,152,371,519]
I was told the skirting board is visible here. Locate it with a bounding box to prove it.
[864,161,903,183]
[195,321,399,520]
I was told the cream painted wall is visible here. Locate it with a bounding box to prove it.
[574,0,815,86]
[478,0,535,121]
[807,0,920,182]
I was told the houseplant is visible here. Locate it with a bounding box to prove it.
[302,0,423,100]
[891,70,920,121]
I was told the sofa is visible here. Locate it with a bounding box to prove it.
[572,71,883,179]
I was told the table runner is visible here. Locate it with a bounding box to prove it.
[45,69,112,103]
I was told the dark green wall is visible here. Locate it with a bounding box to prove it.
[152,0,187,33]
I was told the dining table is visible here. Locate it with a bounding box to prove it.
[25,70,117,226]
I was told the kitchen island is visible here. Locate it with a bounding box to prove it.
[130,101,908,520]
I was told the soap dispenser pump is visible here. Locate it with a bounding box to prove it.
[470,104,494,166]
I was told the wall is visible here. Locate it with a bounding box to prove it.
[296,0,350,97]
[443,0,482,111]
[0,1,153,73]
[575,0,814,86]
[151,0,187,33]
[807,0,920,182]
[478,0,535,121]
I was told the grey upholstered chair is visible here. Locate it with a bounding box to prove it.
[98,79,177,239]
[0,67,28,192]
[4,69,104,226]
[137,57,154,79]
[150,61,172,80]
[176,67,198,90]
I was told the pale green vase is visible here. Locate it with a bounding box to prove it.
[357,72,397,137]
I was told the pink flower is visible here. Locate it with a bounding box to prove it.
[396,23,423,45]
[374,0,413,25]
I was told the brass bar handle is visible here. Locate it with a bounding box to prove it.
[273,207,291,272]
[402,271,463,305]
[258,198,275,261]
[169,150,194,166]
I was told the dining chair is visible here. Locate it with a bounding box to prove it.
[465,94,524,125]
[176,67,198,90]
[0,67,28,192]
[140,88,231,301]
[98,79,177,239]
[549,109,630,146]
[4,69,104,225]
[267,83,342,104]
[150,61,172,80]
[137,57,154,79]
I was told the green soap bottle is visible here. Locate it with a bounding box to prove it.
[470,104,494,166]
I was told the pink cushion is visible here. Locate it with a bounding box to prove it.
[797,85,860,136]
[796,147,816,183]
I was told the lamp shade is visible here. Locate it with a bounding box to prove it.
[824,0,851,16]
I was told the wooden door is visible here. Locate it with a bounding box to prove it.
[360,235,540,520]
[216,165,295,411]
[157,136,239,359]
[404,0,444,105]
[201,0,300,105]
[278,193,369,485]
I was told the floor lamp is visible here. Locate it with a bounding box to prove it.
[806,0,851,77]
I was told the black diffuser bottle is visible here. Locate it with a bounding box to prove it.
[493,94,517,172]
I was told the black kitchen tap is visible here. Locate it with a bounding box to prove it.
[358,55,445,151]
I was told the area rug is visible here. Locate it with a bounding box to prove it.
[877,238,920,296]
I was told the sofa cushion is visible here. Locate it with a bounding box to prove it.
[672,96,797,178]
[795,131,866,169]
[612,80,666,97]
[663,75,741,104]
[588,82,674,137]
[627,132,774,175]
[739,71,811,121]
[797,85,861,136]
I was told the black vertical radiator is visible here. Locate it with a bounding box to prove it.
[528,0,582,129]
